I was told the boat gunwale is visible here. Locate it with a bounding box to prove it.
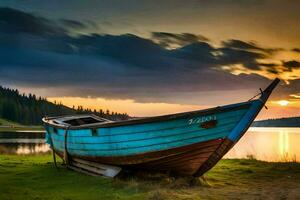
[50,110,247,138]
[43,100,253,130]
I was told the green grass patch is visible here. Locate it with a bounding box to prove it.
[0,118,22,126]
[0,155,299,200]
[0,118,43,132]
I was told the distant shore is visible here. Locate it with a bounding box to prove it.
[0,154,299,200]
[252,116,300,127]
[0,118,43,132]
[0,125,43,132]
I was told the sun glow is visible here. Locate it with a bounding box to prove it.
[47,97,203,117]
[277,100,289,106]
[279,130,289,160]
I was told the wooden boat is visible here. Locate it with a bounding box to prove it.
[43,78,279,177]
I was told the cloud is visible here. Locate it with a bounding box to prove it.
[222,40,262,51]
[217,47,265,70]
[222,39,282,54]
[59,19,87,30]
[151,32,209,49]
[282,60,300,71]
[253,62,281,74]
[291,48,300,53]
[70,33,171,70]
[0,7,66,36]
[0,7,298,104]
[290,93,300,99]
[169,42,216,64]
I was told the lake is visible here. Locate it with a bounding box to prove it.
[0,131,49,154]
[0,128,299,162]
[225,127,300,162]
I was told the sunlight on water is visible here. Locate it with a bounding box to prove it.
[0,141,50,154]
[15,143,50,154]
[279,130,289,159]
[225,127,300,162]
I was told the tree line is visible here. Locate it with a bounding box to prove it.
[0,86,129,125]
[252,116,300,127]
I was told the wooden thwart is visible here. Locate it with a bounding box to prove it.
[68,158,121,178]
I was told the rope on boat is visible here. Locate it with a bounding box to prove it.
[248,88,263,101]
[52,148,58,169]
[47,128,58,170]
[248,88,268,109]
[64,126,70,166]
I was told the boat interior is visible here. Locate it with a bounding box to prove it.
[51,115,111,127]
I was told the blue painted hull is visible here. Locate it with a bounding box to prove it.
[46,104,248,156]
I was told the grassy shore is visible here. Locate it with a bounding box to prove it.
[0,118,43,132]
[0,154,299,200]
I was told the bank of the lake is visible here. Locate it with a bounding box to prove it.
[0,154,299,200]
[0,118,43,132]
[0,126,43,132]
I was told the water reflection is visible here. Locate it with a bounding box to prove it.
[0,131,50,154]
[225,127,300,162]
[279,130,289,160]
[0,142,50,154]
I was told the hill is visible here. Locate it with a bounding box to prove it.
[0,86,129,125]
[252,116,300,127]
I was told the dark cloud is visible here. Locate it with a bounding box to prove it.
[291,48,300,53]
[252,60,300,75]
[59,19,87,30]
[151,32,209,48]
[266,68,280,75]
[282,60,300,71]
[222,40,262,51]
[217,47,265,70]
[258,63,278,67]
[222,39,282,54]
[257,63,280,74]
[0,7,65,36]
[70,33,168,69]
[169,42,216,64]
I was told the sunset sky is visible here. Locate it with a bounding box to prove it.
[0,0,300,119]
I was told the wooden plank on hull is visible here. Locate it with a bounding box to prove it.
[67,165,100,177]
[69,158,121,178]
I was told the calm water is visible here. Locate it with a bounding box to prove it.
[0,128,299,162]
[0,131,50,154]
[225,127,300,162]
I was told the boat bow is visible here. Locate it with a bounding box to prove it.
[194,78,280,176]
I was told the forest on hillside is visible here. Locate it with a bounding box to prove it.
[0,86,129,125]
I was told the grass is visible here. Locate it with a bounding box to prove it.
[0,118,21,126]
[0,154,300,200]
[0,118,43,132]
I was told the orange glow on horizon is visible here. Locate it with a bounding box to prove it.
[257,100,300,120]
[47,96,300,119]
[47,97,204,117]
